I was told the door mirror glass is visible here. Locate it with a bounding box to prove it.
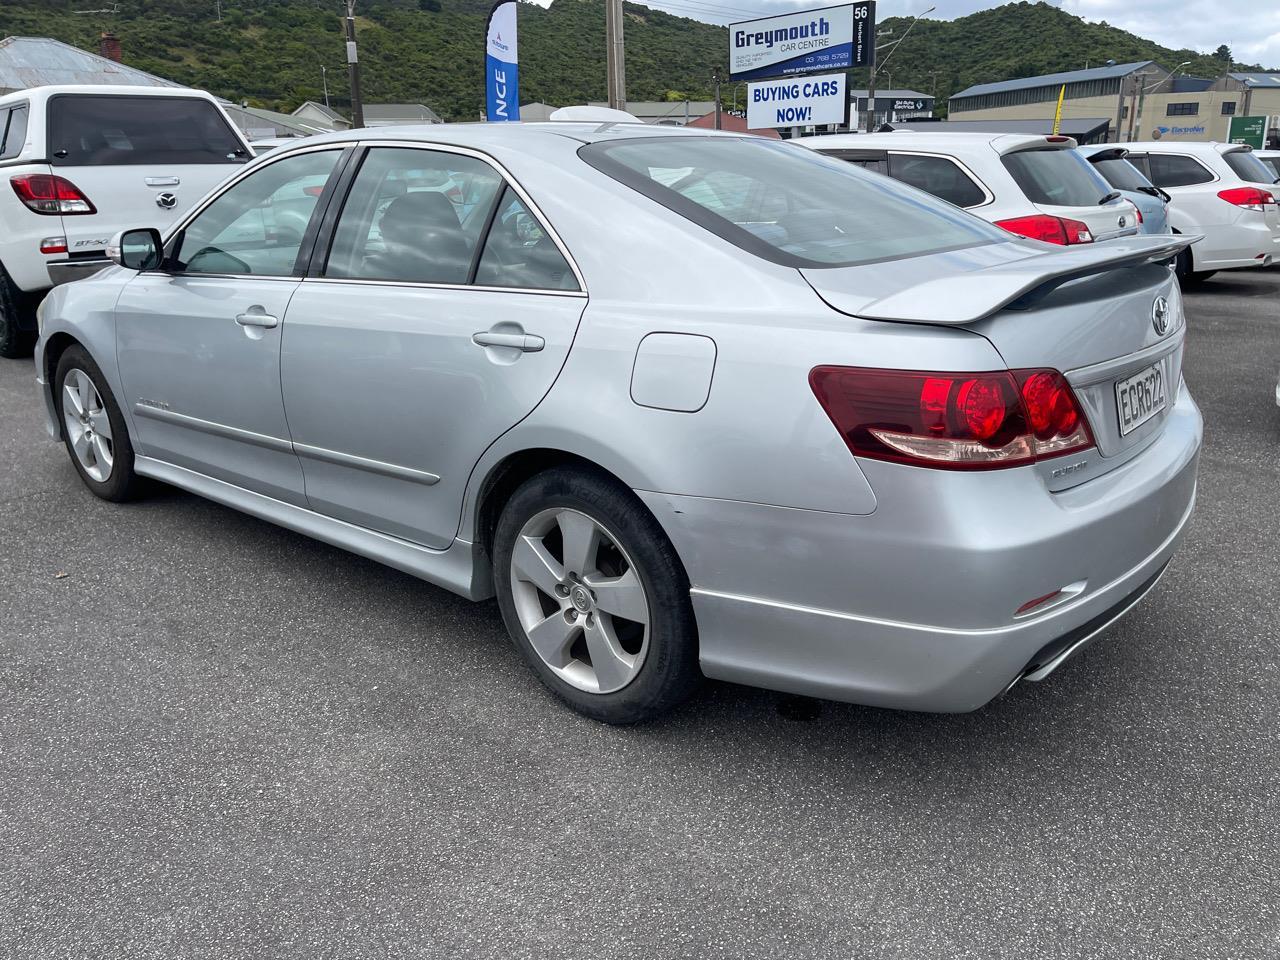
[108,228,164,271]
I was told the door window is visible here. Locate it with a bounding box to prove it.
[1146,154,1214,188]
[323,147,504,284]
[888,154,986,207]
[172,149,341,277]
[474,188,578,290]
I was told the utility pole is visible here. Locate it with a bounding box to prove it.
[344,0,364,128]
[605,0,626,111]
[713,67,722,130]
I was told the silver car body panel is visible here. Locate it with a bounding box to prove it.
[35,122,1204,712]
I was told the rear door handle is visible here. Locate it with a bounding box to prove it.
[472,331,544,352]
[236,312,279,329]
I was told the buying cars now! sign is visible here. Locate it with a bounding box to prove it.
[747,73,847,129]
[729,2,874,81]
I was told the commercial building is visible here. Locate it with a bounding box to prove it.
[949,61,1280,146]
[851,88,935,128]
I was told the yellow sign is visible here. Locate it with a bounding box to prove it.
[1051,84,1065,135]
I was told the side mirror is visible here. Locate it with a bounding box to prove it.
[107,228,164,271]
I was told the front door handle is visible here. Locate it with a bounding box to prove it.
[472,331,544,352]
[236,311,279,329]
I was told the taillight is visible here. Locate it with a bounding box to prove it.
[1133,206,1143,224]
[10,174,96,215]
[809,367,1094,471]
[995,214,1094,245]
[1217,187,1277,212]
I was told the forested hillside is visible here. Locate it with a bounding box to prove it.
[0,0,1267,121]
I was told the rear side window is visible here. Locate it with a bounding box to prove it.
[48,95,247,166]
[1146,154,1214,188]
[0,105,27,161]
[888,153,986,208]
[1223,150,1279,184]
[1261,156,1280,179]
[475,188,578,290]
[1001,148,1109,207]
[1090,157,1152,192]
[581,137,1008,269]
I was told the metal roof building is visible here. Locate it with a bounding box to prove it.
[0,35,179,95]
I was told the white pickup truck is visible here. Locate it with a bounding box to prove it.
[0,85,251,357]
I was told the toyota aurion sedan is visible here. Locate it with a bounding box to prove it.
[35,123,1202,723]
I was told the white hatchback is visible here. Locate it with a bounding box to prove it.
[800,131,1141,247]
[1111,141,1280,282]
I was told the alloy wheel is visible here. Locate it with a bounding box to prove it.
[62,368,114,483]
[509,507,650,694]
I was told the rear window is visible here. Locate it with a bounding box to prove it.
[1001,148,1109,207]
[1223,150,1279,184]
[580,137,1007,269]
[48,95,247,166]
[888,153,987,208]
[1146,153,1214,188]
[1090,157,1152,192]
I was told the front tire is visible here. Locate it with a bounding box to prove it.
[54,345,145,502]
[493,466,700,724]
[0,262,36,359]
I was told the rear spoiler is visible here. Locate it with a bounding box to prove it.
[855,234,1197,325]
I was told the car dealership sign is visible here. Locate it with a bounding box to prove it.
[747,73,847,129]
[730,2,875,81]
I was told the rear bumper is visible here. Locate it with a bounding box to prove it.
[47,258,111,286]
[1194,220,1278,271]
[639,384,1202,712]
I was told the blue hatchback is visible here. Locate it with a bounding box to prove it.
[1079,146,1171,235]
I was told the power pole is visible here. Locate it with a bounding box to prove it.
[713,67,722,130]
[344,0,364,128]
[605,0,626,111]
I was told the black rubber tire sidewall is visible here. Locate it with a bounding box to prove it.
[493,466,700,724]
[54,345,143,502]
[0,262,35,360]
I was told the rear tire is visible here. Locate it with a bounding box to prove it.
[1174,248,1215,287]
[0,262,36,359]
[54,345,146,502]
[493,466,700,724]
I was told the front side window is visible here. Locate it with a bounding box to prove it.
[173,149,340,276]
[1001,148,1111,207]
[1223,150,1279,185]
[475,188,577,290]
[581,137,1008,268]
[48,95,247,166]
[1147,154,1214,188]
[324,147,503,284]
[0,106,27,161]
[888,153,987,208]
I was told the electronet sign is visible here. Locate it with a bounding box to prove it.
[729,3,874,81]
[747,73,848,129]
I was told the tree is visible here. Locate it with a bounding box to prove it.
[1214,44,1232,64]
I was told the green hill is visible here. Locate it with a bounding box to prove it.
[0,0,1269,121]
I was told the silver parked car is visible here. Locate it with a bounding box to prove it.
[35,124,1203,723]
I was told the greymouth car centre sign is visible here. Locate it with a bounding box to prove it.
[729,2,875,82]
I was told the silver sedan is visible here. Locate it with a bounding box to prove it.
[34,123,1202,723]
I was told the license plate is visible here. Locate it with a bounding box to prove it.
[1115,363,1166,436]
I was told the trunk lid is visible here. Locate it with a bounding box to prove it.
[801,234,1193,484]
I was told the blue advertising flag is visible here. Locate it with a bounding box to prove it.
[485,0,519,122]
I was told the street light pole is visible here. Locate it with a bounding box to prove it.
[865,5,934,132]
[344,0,364,128]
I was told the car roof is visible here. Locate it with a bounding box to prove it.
[1113,140,1251,155]
[0,84,221,107]
[799,131,1077,156]
[289,121,747,150]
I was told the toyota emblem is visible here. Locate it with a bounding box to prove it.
[1118,214,1128,228]
[155,192,178,210]
[1152,296,1171,336]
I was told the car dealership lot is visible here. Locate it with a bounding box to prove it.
[2,272,1278,959]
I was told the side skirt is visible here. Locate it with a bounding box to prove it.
[133,456,495,601]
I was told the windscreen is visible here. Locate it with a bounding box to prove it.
[1223,150,1280,184]
[579,137,1008,268]
[1002,148,1110,207]
[49,95,248,166]
[1091,157,1153,192]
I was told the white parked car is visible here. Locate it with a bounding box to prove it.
[0,85,252,357]
[800,131,1141,247]
[1112,141,1280,283]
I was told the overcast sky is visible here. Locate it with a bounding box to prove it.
[549,0,1280,69]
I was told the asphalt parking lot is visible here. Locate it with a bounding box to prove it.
[2,270,1278,960]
